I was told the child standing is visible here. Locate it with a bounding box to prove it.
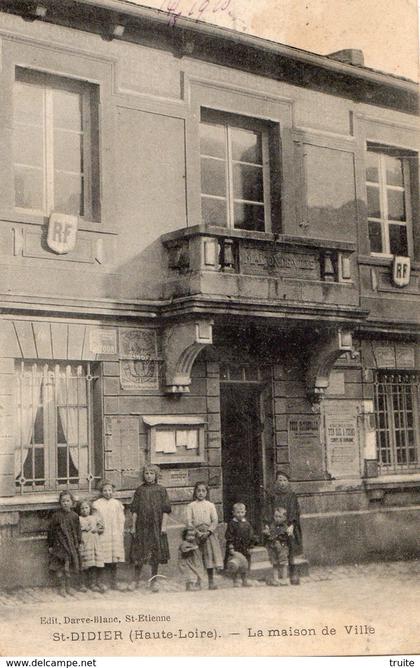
[129,465,171,593]
[48,491,81,597]
[263,506,290,586]
[77,499,104,592]
[224,501,255,583]
[93,479,125,591]
[186,482,223,590]
[178,526,206,591]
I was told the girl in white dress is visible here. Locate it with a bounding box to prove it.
[93,479,125,591]
[186,482,223,590]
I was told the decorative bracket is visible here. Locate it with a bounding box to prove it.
[305,329,355,406]
[162,319,213,394]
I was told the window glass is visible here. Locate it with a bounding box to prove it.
[200,112,269,231]
[14,71,94,218]
[374,372,419,473]
[366,150,379,183]
[367,186,380,219]
[15,362,98,493]
[368,221,383,253]
[231,127,262,164]
[234,202,265,232]
[201,197,227,227]
[200,157,226,197]
[387,189,406,221]
[385,156,404,187]
[367,148,412,255]
[200,122,225,159]
[233,164,264,202]
[389,224,408,255]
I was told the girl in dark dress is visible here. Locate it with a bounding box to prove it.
[265,471,303,584]
[48,491,81,597]
[129,465,171,592]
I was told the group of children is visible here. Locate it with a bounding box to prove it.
[48,468,301,595]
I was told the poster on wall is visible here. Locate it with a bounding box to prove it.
[324,400,361,479]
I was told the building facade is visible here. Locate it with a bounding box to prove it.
[0,0,419,588]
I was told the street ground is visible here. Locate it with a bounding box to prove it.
[0,559,419,656]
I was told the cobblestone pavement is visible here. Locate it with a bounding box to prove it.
[0,558,419,606]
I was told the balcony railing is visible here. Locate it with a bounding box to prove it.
[161,225,358,309]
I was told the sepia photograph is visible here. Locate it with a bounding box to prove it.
[0,0,418,658]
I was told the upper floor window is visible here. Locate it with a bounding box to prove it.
[13,69,99,220]
[200,109,272,232]
[366,145,413,256]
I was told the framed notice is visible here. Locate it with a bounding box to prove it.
[143,415,206,464]
[324,400,361,479]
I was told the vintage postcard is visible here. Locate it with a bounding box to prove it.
[0,0,419,658]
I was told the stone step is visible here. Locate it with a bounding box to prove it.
[249,547,310,579]
[249,545,273,563]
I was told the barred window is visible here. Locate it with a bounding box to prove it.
[15,361,101,493]
[374,372,420,473]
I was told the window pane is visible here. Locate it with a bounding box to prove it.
[14,125,44,167]
[368,221,383,253]
[200,157,226,197]
[387,189,406,221]
[54,172,84,215]
[15,166,43,210]
[201,196,227,227]
[233,164,263,202]
[34,448,45,480]
[14,82,44,126]
[367,186,381,218]
[366,151,379,182]
[53,89,83,131]
[33,408,44,444]
[231,127,262,164]
[385,156,404,187]
[234,202,265,231]
[389,224,408,255]
[54,131,83,173]
[200,122,225,158]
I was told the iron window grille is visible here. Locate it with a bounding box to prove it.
[15,361,101,493]
[374,371,420,473]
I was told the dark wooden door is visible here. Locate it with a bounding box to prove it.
[220,384,263,527]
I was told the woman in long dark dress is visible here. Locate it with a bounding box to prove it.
[265,471,303,584]
[129,465,171,592]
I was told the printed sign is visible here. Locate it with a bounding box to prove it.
[47,213,78,254]
[395,345,415,369]
[104,416,140,472]
[324,401,360,479]
[374,345,396,369]
[89,328,117,355]
[392,256,410,288]
[288,416,323,480]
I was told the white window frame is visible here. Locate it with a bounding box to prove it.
[200,110,272,232]
[366,145,413,257]
[13,69,96,221]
